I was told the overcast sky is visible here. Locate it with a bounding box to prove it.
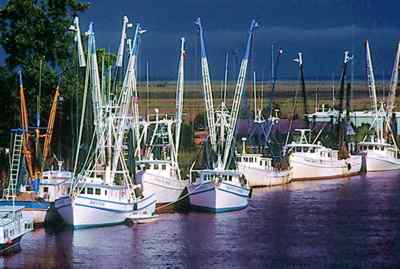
[2,0,400,80]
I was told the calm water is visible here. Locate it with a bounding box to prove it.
[2,171,400,268]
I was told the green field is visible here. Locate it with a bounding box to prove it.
[136,80,399,121]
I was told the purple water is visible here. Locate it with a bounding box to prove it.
[2,171,400,268]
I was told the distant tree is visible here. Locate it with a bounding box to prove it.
[0,0,89,69]
[0,0,89,108]
[179,122,194,151]
[0,0,89,159]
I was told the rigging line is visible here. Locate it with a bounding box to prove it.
[71,129,96,194]
[284,71,301,148]
[73,24,93,176]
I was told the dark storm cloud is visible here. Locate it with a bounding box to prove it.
[1,0,399,79]
[76,0,399,80]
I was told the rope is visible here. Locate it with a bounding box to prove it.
[154,182,205,211]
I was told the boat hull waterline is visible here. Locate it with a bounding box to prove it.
[136,171,187,205]
[237,165,292,187]
[290,155,362,181]
[55,193,156,229]
[188,181,250,213]
[364,153,400,172]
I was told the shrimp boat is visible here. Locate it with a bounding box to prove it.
[237,50,291,187]
[0,206,33,254]
[135,38,188,206]
[283,49,362,180]
[284,129,362,180]
[135,112,188,206]
[37,161,72,203]
[0,70,69,225]
[55,20,156,229]
[188,169,250,212]
[358,137,400,171]
[357,41,400,172]
[187,18,255,212]
[237,139,291,187]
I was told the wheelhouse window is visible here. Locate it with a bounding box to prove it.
[43,187,49,193]
[87,188,94,195]
[154,164,159,170]
[95,188,101,195]
[80,188,85,194]
[161,164,166,170]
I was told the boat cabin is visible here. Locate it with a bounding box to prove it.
[0,206,33,245]
[236,153,273,170]
[38,170,72,202]
[358,142,398,158]
[190,169,245,187]
[75,176,141,202]
[136,160,177,178]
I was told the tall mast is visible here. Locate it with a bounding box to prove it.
[72,21,93,176]
[43,87,60,162]
[266,48,283,120]
[253,71,257,120]
[89,24,105,164]
[175,37,185,154]
[294,52,308,115]
[18,72,34,179]
[331,73,335,109]
[116,16,132,67]
[222,19,258,169]
[337,51,353,148]
[111,23,143,179]
[365,41,378,114]
[146,60,149,117]
[223,52,229,104]
[386,41,400,127]
[69,17,86,67]
[195,18,217,152]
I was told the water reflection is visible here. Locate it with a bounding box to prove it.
[1,171,400,268]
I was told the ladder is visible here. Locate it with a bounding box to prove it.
[122,130,130,161]
[4,133,23,200]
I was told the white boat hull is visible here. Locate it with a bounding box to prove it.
[365,153,400,172]
[0,200,49,225]
[136,171,187,205]
[237,164,292,187]
[187,181,250,213]
[25,208,47,225]
[290,154,362,180]
[55,193,156,229]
